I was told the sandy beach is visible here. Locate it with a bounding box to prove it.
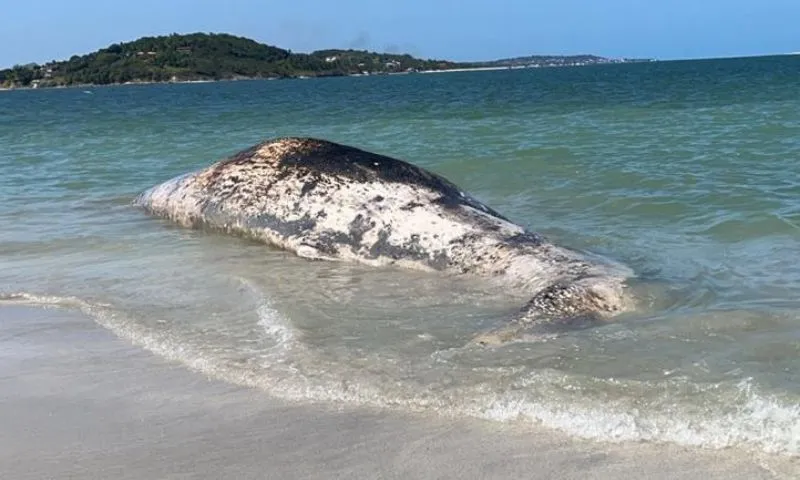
[1,305,796,480]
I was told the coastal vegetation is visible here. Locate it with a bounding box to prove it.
[0,32,652,89]
[0,33,462,88]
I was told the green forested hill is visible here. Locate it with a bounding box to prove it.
[0,33,466,88]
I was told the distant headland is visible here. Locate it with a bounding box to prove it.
[0,32,654,89]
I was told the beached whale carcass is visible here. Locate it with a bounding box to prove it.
[135,137,635,344]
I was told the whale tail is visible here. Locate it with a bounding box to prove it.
[469,278,630,347]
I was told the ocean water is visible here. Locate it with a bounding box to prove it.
[2,56,799,456]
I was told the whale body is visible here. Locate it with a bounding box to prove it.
[135,137,635,344]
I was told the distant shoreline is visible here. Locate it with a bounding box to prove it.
[2,32,657,91]
[0,62,639,92]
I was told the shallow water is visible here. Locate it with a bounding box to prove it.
[2,56,800,455]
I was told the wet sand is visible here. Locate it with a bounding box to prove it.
[1,305,796,479]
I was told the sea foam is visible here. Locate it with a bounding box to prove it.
[4,290,798,458]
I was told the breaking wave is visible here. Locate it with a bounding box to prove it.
[3,290,798,458]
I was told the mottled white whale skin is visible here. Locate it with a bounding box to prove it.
[135,137,635,344]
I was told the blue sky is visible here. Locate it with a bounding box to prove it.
[2,0,798,68]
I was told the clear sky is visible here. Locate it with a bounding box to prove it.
[2,0,798,68]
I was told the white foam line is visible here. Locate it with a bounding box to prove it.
[229,275,298,350]
[466,373,800,457]
[0,292,112,309]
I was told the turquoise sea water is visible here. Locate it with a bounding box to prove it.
[2,56,799,455]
